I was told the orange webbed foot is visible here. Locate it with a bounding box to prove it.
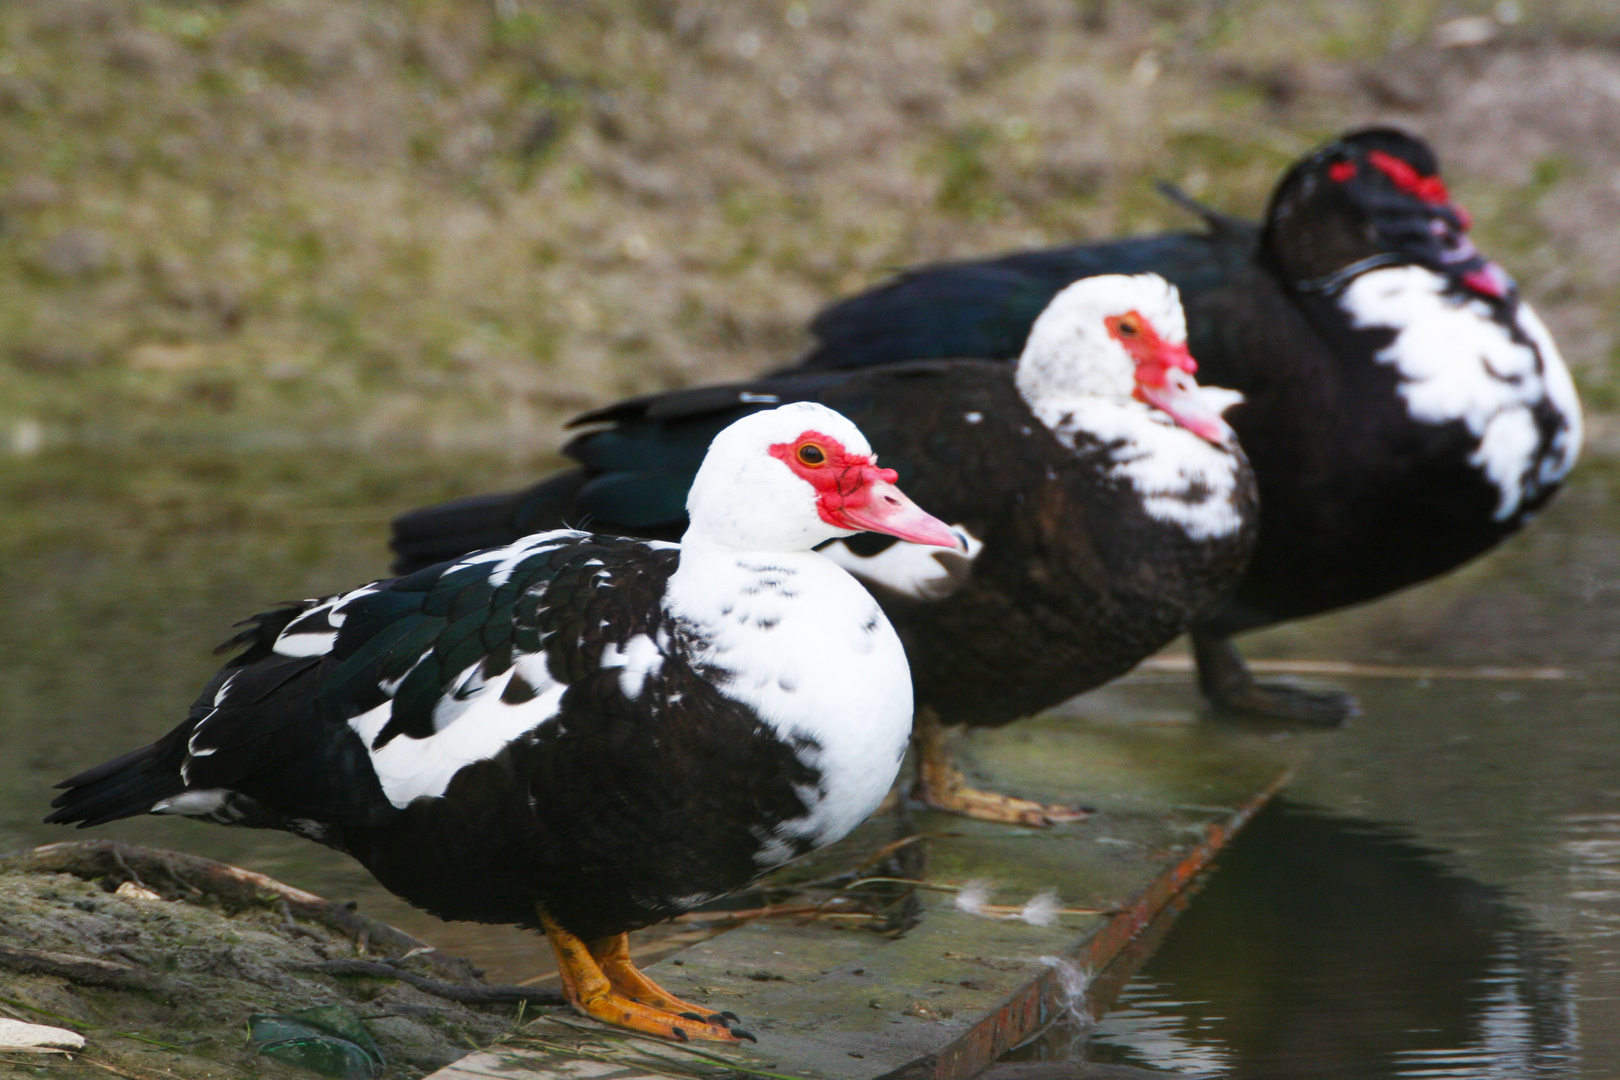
[912,707,1090,827]
[541,913,753,1043]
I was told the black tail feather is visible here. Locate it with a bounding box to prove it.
[46,739,185,828]
[390,490,529,575]
[1155,180,1251,238]
[390,472,591,575]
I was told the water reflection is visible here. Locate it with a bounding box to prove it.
[1085,800,1577,1078]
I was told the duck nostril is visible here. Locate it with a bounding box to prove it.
[885,495,899,506]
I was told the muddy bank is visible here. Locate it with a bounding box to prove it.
[1,1,1616,454]
[0,841,554,1079]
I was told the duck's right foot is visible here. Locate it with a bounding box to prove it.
[541,914,751,1043]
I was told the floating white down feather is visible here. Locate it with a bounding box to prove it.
[1340,265,1582,521]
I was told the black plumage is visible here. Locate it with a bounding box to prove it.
[789,128,1581,720]
[49,536,819,940]
[392,362,1257,730]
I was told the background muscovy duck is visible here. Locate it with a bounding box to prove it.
[392,275,1258,825]
[793,127,1582,723]
[48,403,959,1045]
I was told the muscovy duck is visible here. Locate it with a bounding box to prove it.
[794,127,1582,723]
[48,403,959,1045]
[391,275,1258,825]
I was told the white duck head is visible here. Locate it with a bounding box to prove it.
[1014,273,1243,447]
[683,402,961,554]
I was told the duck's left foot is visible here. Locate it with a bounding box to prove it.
[912,708,1089,827]
[1191,629,1359,728]
[913,774,1090,826]
[1212,679,1360,726]
[541,914,751,1043]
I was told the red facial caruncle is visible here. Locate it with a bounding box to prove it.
[769,430,961,549]
[1366,149,1453,207]
[1329,149,1513,300]
[1335,150,1474,230]
[1105,310,1197,391]
[1105,312,1235,447]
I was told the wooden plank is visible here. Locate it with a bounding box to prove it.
[428,710,1311,1080]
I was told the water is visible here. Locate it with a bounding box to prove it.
[3,446,1618,1073]
[0,447,567,980]
[1085,799,1581,1077]
[1078,459,1620,1077]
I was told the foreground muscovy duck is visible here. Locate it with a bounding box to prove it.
[48,403,960,1044]
[796,127,1582,723]
[392,275,1258,825]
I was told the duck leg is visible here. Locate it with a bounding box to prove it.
[910,707,1088,827]
[586,932,748,1034]
[1190,627,1358,726]
[539,912,748,1043]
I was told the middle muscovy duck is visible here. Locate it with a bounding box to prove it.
[391,274,1258,825]
[48,403,961,1045]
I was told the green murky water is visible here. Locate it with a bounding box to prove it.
[0,446,570,981]
[3,447,1617,1076]
[1075,460,1620,1077]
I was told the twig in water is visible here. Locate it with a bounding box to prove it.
[1136,656,1570,680]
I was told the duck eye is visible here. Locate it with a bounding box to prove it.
[1117,316,1140,338]
[797,443,826,466]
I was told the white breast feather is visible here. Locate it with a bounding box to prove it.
[1034,396,1246,541]
[664,549,913,867]
[819,527,985,601]
[1341,265,1582,520]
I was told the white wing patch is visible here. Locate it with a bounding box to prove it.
[1341,265,1582,520]
[820,527,985,601]
[272,584,380,659]
[1034,396,1247,541]
[348,662,567,809]
[152,789,229,816]
[451,530,584,587]
[600,633,665,699]
[208,533,685,814]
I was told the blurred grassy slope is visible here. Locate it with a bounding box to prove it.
[1,0,1617,454]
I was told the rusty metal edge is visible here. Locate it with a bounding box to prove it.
[887,766,1297,1080]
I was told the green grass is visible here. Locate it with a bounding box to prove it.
[0,0,1613,453]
